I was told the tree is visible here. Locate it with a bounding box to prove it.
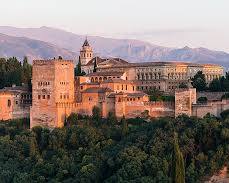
[67,113,78,126]
[121,115,128,136]
[0,58,6,88]
[107,112,117,126]
[209,78,222,92]
[220,109,229,120]
[179,82,188,89]
[93,57,97,73]
[197,96,208,103]
[22,56,32,86]
[191,71,207,91]
[75,56,82,76]
[92,106,102,124]
[171,133,185,183]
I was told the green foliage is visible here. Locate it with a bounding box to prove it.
[120,116,128,136]
[75,56,86,76]
[191,71,207,91]
[208,74,229,92]
[0,57,32,89]
[197,96,208,103]
[93,58,97,73]
[172,133,185,183]
[208,78,222,92]
[220,109,229,120]
[107,112,117,126]
[92,106,102,125]
[66,113,79,126]
[147,89,174,102]
[0,116,229,182]
[221,93,229,100]
[179,82,188,89]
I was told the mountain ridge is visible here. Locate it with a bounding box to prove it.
[0,26,228,68]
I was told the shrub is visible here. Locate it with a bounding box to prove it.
[197,97,208,103]
[221,93,229,100]
[220,109,229,120]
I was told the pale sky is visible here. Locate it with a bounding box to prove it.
[0,0,229,51]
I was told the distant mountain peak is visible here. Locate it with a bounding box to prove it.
[0,26,228,68]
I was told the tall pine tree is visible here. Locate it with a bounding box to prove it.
[171,132,185,183]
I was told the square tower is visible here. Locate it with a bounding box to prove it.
[30,59,74,128]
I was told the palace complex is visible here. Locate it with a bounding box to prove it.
[80,39,223,93]
[0,39,228,129]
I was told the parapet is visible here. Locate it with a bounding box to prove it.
[33,59,73,65]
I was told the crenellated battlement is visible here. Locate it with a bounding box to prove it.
[33,59,73,65]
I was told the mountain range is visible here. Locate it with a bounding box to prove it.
[0,26,228,68]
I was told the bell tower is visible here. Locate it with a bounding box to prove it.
[80,38,93,65]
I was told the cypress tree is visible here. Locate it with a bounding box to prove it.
[75,56,82,76]
[121,115,128,137]
[93,57,97,73]
[172,132,185,183]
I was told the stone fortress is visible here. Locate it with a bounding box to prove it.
[0,39,228,128]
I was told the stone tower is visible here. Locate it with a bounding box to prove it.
[30,59,75,128]
[80,38,93,65]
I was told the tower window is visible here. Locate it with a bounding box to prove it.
[7,100,11,107]
[38,95,41,99]
[47,95,50,99]
[42,95,45,99]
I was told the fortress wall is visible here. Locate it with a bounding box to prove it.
[0,93,13,120]
[192,100,229,118]
[148,101,175,117]
[12,106,30,119]
[124,101,149,118]
[197,92,226,101]
[122,101,175,118]
[30,106,57,128]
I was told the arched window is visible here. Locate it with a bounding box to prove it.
[7,100,11,107]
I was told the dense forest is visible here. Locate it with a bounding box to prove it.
[0,113,228,183]
[0,57,32,89]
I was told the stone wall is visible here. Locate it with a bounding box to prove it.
[30,59,75,128]
[192,100,229,118]
[197,92,227,101]
[175,88,196,117]
[0,93,13,120]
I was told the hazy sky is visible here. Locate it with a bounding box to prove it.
[0,0,229,51]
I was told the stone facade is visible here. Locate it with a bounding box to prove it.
[0,85,31,120]
[30,58,177,128]
[30,59,74,128]
[175,88,196,117]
